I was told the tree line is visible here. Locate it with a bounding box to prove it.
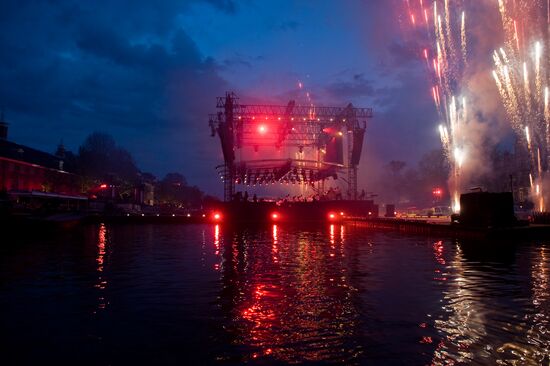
[374,146,525,209]
[59,132,216,207]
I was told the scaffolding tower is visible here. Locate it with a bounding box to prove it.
[209,92,373,202]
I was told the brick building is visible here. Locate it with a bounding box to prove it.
[0,116,81,196]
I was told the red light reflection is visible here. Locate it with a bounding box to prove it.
[214,224,220,258]
[329,224,335,257]
[272,225,279,263]
[220,224,357,363]
[432,241,447,281]
[96,223,106,270]
[94,223,108,313]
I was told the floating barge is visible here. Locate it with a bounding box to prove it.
[221,199,377,224]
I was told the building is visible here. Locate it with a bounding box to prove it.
[0,115,82,196]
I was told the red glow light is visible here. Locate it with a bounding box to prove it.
[271,212,279,220]
[258,125,267,134]
[213,213,221,221]
[432,188,443,195]
[99,184,108,189]
[328,213,336,219]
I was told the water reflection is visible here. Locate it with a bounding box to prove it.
[523,245,549,362]
[426,240,550,365]
[94,223,109,313]
[430,242,487,364]
[3,224,550,364]
[215,224,361,364]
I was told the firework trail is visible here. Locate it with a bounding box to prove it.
[297,80,316,120]
[461,11,467,65]
[405,0,550,212]
[405,0,470,213]
[492,0,549,212]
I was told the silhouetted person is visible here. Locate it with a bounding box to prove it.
[253,194,257,203]
[359,189,366,200]
[243,191,249,202]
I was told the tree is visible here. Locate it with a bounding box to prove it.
[155,173,203,208]
[479,146,516,192]
[417,149,449,185]
[384,160,407,204]
[77,132,139,182]
[416,149,450,206]
[141,172,157,184]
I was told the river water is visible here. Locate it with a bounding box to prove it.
[1,223,549,365]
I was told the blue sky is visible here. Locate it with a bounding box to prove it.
[0,0,441,195]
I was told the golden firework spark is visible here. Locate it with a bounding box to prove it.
[461,11,467,64]
[492,1,549,212]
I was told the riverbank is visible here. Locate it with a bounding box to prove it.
[346,216,550,240]
[4,210,550,241]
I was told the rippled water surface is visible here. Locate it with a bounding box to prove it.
[1,223,549,365]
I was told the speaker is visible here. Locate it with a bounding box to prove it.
[218,123,234,163]
[325,135,343,165]
[350,129,365,166]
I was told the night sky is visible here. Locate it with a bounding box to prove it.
[0,0,440,196]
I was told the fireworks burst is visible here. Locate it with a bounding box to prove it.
[404,0,550,212]
[406,0,470,213]
[492,0,549,212]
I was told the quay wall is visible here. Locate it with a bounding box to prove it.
[346,217,550,241]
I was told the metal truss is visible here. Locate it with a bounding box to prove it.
[210,92,373,201]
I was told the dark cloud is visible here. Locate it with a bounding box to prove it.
[221,53,259,69]
[386,40,423,68]
[0,0,231,193]
[325,74,376,99]
[0,0,455,197]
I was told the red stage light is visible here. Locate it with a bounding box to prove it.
[432,188,443,195]
[328,213,336,219]
[271,212,279,220]
[258,125,267,134]
[99,184,108,189]
[213,213,221,221]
